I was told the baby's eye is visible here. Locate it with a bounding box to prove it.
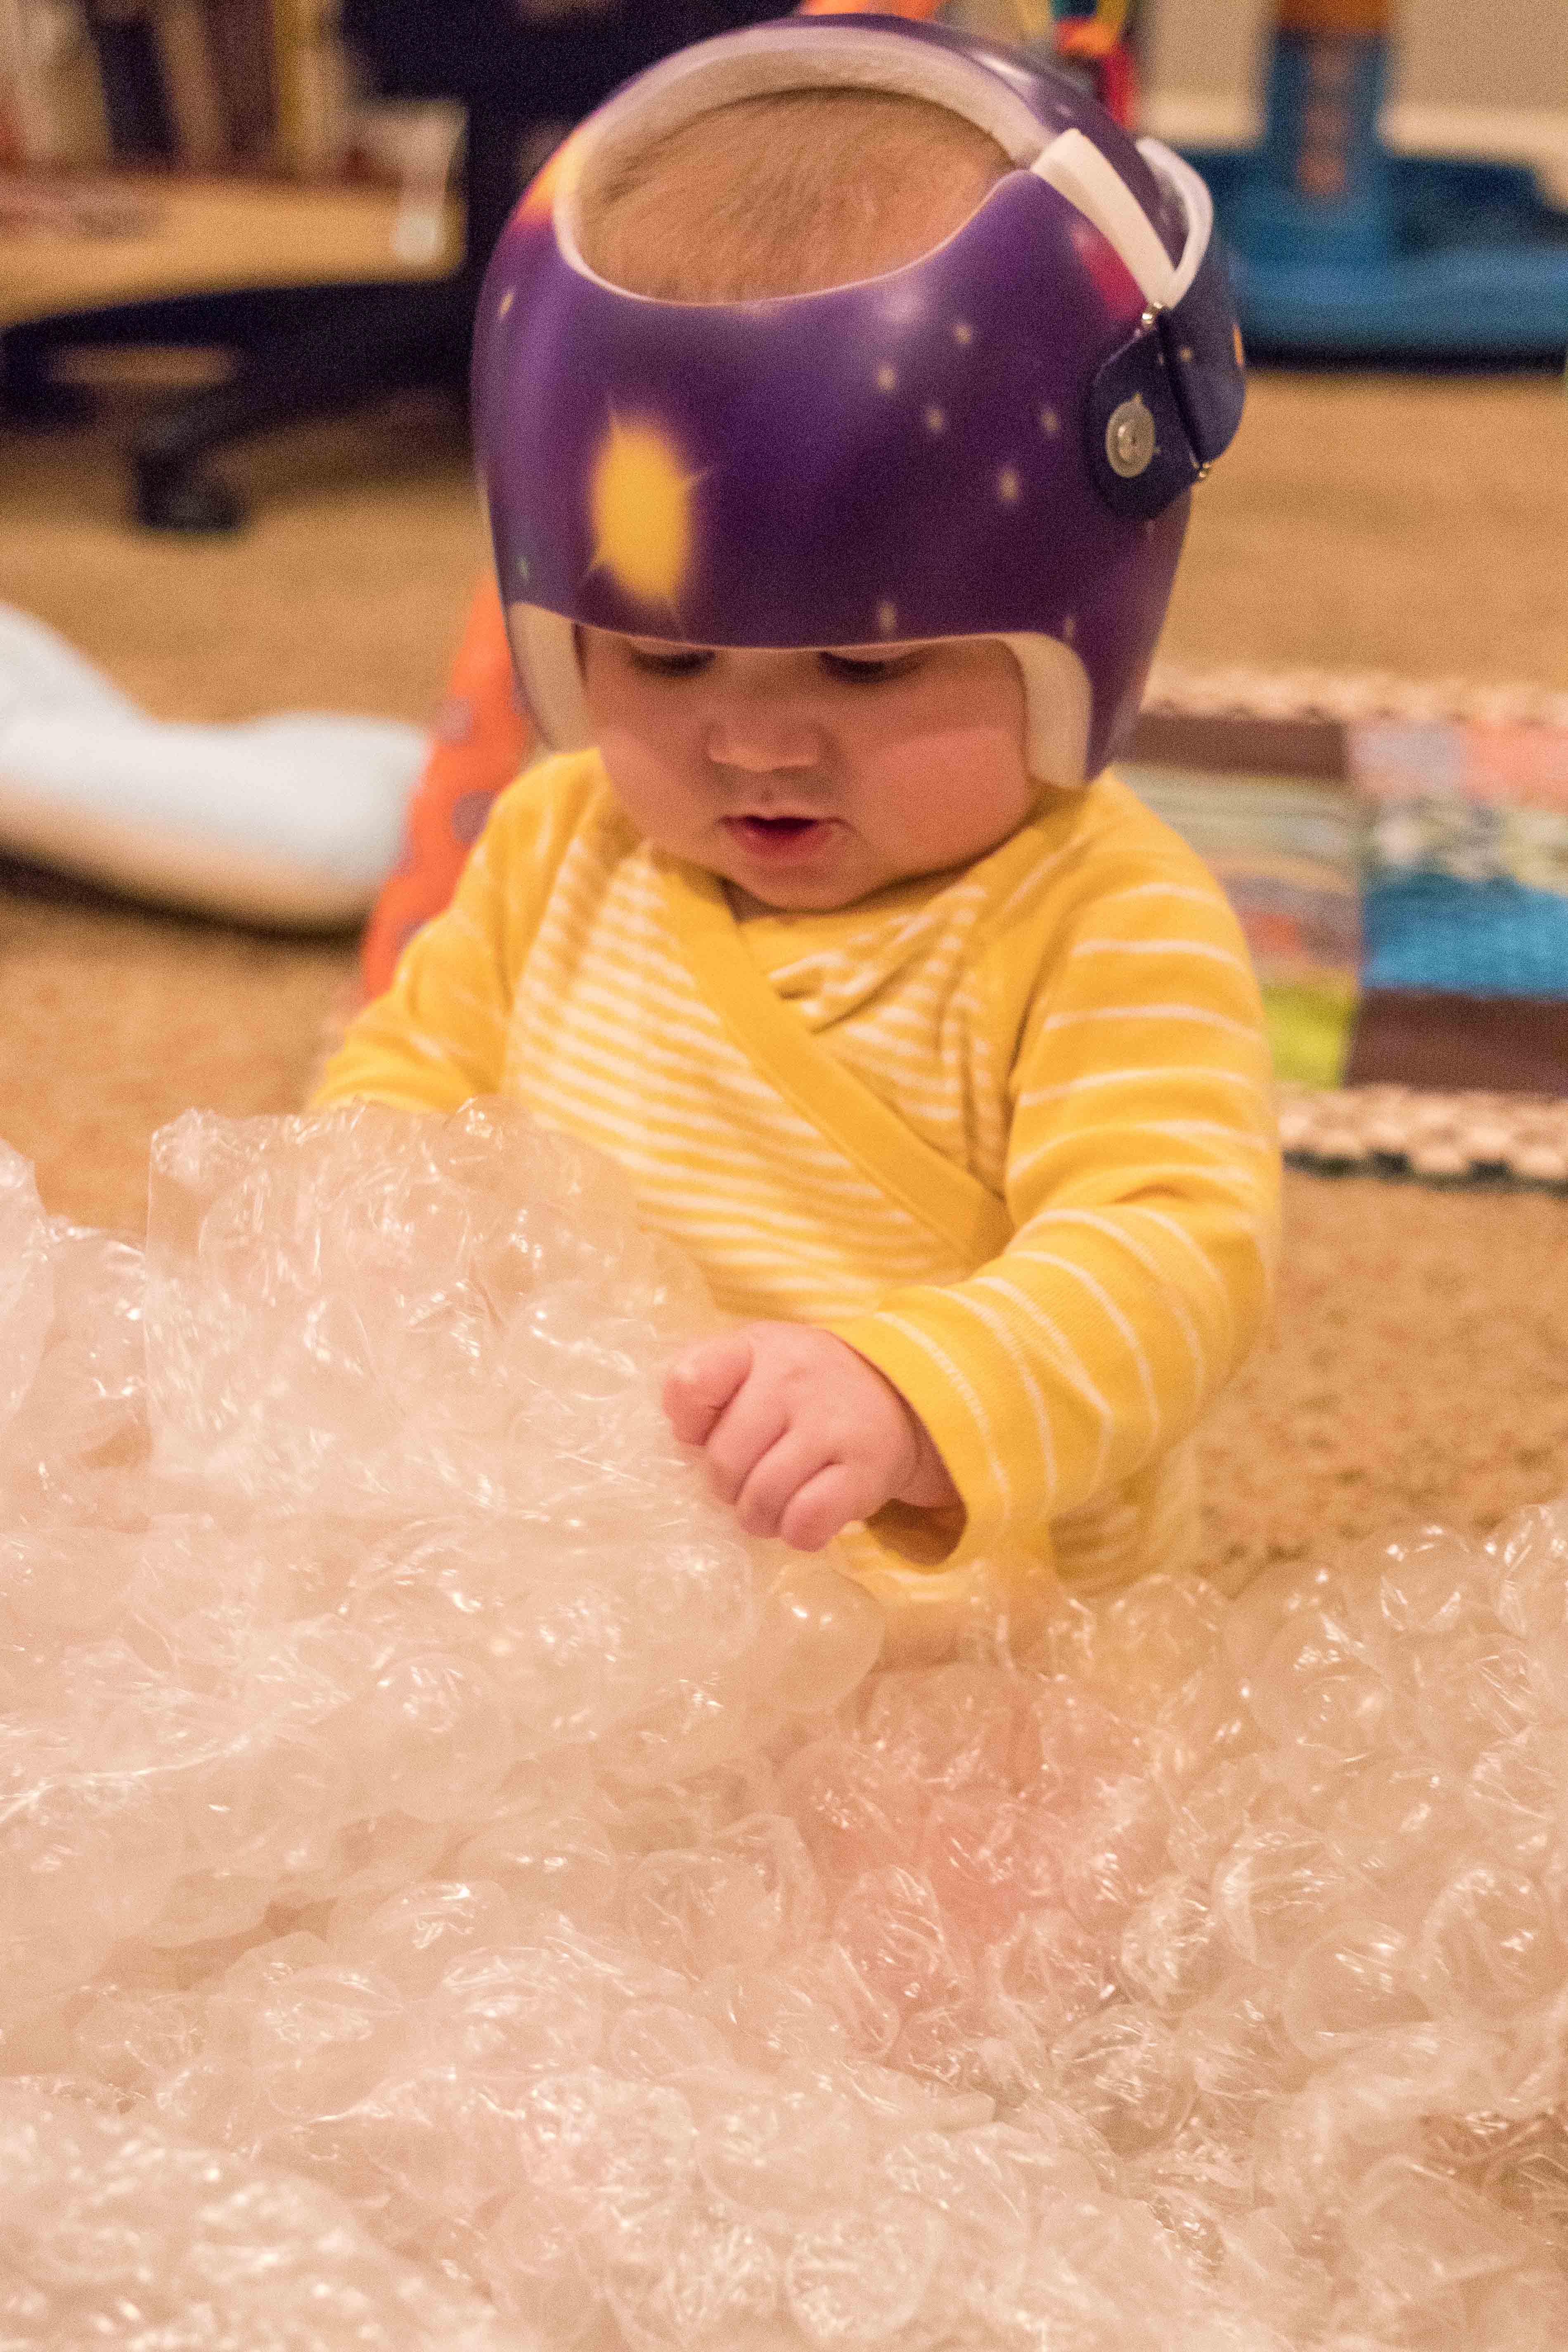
[626,644,711,677]
[819,650,924,685]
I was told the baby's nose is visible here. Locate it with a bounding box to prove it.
[705,704,822,773]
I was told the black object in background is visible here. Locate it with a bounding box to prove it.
[85,0,178,160]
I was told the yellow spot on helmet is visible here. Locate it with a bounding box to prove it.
[589,414,699,609]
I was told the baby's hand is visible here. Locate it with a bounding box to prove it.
[662,1322,958,1552]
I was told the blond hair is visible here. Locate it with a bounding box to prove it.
[577,86,1011,304]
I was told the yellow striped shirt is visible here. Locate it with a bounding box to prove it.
[315,751,1279,1633]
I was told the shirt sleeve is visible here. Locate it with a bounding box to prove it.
[827,846,1281,1569]
[311,756,591,1116]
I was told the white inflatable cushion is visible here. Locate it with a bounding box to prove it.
[0,606,427,928]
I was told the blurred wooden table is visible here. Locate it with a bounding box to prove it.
[0,171,460,327]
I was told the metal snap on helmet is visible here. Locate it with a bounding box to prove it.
[471,12,1244,786]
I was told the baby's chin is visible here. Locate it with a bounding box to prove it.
[688,822,875,913]
[717,869,870,915]
[717,861,967,918]
[709,844,901,915]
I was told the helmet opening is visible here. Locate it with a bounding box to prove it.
[575,85,1011,306]
[557,21,1192,311]
[560,19,1050,288]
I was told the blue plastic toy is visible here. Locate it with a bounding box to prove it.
[1180,0,1568,360]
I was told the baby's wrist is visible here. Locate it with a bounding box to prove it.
[827,1335,959,1515]
[890,1405,960,1514]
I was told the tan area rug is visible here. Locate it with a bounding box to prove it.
[0,354,1566,1587]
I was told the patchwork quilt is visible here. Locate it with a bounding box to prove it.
[1125,666,1568,1187]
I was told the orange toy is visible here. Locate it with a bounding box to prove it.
[361,0,945,1002]
[358,577,532,998]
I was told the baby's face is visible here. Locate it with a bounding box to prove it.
[577,630,1033,911]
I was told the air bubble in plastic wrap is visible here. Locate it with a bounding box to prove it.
[0,1143,52,1428]
[2,1098,1568,2351]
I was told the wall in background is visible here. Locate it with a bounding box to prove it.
[1395,0,1568,115]
[1140,0,1271,113]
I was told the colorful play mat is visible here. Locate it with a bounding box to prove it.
[1124,662,1568,1191]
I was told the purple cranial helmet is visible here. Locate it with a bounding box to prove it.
[472,13,1244,786]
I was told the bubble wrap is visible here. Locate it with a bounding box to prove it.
[1,1100,1566,2352]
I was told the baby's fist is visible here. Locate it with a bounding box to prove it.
[663,1322,957,1552]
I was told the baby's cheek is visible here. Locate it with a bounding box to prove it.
[882,726,1033,865]
[595,734,697,847]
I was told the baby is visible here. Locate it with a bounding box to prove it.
[315,14,1280,1638]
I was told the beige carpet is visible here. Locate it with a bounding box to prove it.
[0,334,1565,1585]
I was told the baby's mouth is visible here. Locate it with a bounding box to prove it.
[722,811,836,855]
